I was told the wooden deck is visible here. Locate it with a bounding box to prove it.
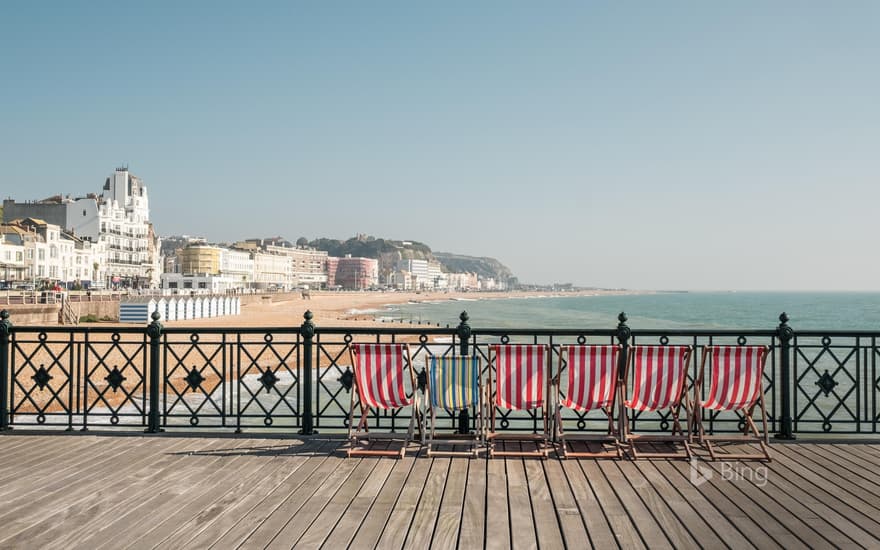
[0,434,879,549]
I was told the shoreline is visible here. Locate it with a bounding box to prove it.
[163,289,641,329]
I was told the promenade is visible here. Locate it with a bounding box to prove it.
[0,433,878,549]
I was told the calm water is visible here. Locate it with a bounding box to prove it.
[385,292,880,331]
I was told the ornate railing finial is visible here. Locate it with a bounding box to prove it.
[0,310,11,336]
[616,311,631,343]
[300,310,316,339]
[146,311,163,339]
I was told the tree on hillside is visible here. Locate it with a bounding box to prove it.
[296,237,309,247]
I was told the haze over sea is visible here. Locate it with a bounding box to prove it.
[389,292,880,331]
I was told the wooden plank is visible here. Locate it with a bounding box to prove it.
[648,460,757,550]
[0,436,218,549]
[506,449,538,550]
[458,456,487,550]
[0,436,191,547]
[700,458,840,547]
[664,458,797,549]
[599,460,674,549]
[240,453,358,549]
[577,460,646,549]
[0,435,154,502]
[771,444,880,514]
[288,456,385,548]
[484,454,511,550]
[524,459,565,549]
[801,444,880,491]
[402,457,450,548]
[374,454,432,549]
[73,438,262,550]
[768,444,880,529]
[152,438,334,549]
[538,460,590,548]
[430,458,469,550]
[556,459,618,548]
[619,459,712,548]
[347,450,421,549]
[754,452,880,547]
[202,439,340,549]
[318,457,397,549]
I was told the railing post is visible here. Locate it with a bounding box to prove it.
[456,311,472,434]
[0,310,11,431]
[299,310,315,435]
[775,312,796,440]
[146,311,163,433]
[616,312,631,434]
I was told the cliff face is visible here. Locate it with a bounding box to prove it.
[433,252,514,281]
[309,237,515,282]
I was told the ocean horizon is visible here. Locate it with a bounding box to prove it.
[384,291,880,331]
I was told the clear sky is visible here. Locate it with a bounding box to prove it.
[2,2,878,290]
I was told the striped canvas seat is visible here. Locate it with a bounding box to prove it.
[701,346,767,411]
[487,344,552,458]
[694,345,771,461]
[493,344,547,410]
[555,345,622,458]
[619,345,693,459]
[346,343,419,458]
[560,344,620,411]
[423,355,484,457]
[624,345,690,412]
[429,355,480,410]
[350,343,412,410]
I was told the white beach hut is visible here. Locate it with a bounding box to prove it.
[223,296,231,317]
[208,296,218,318]
[235,297,241,315]
[167,297,179,321]
[194,297,203,319]
[175,297,186,320]
[184,297,194,320]
[155,298,168,322]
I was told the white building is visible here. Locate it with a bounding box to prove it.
[2,166,161,289]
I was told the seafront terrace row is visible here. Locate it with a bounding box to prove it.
[0,308,876,437]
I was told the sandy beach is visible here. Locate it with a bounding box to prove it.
[163,289,634,329]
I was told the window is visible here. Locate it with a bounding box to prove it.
[38,249,45,261]
[16,252,22,261]
[50,246,58,259]
[183,281,192,289]
[82,209,87,217]
[198,282,207,289]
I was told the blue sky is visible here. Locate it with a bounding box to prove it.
[2,2,878,290]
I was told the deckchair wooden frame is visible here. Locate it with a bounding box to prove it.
[346,343,420,458]
[693,345,772,461]
[422,355,485,458]
[487,344,552,458]
[619,345,694,459]
[553,344,622,459]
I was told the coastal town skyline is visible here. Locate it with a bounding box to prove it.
[2,3,878,291]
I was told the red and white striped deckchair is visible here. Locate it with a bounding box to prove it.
[693,345,771,461]
[619,345,693,459]
[554,344,622,458]
[487,344,552,458]
[347,343,420,458]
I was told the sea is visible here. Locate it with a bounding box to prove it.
[382,291,880,332]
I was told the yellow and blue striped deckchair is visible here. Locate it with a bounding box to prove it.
[424,355,484,457]
[430,355,480,410]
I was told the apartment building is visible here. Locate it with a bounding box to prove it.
[333,256,378,290]
[2,166,160,288]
